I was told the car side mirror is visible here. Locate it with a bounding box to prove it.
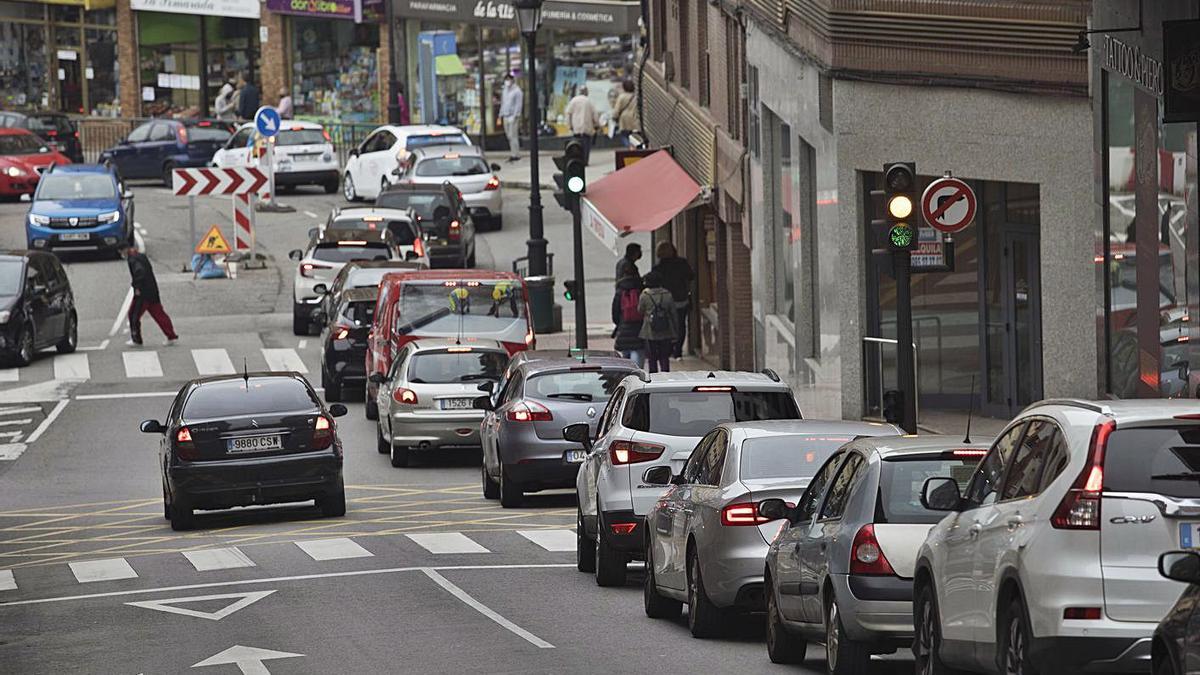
[473,395,494,411]
[921,477,962,512]
[476,380,495,393]
[123,189,134,199]
[350,148,359,157]
[405,250,419,261]
[139,419,165,434]
[562,422,591,449]
[490,163,501,172]
[1160,551,1200,585]
[368,372,387,385]
[288,249,303,261]
[307,227,319,239]
[642,465,673,486]
[757,499,790,522]
[327,403,348,417]
[312,283,328,295]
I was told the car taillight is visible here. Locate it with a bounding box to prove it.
[1063,607,1102,620]
[392,387,418,405]
[413,237,425,258]
[334,326,350,340]
[484,175,500,191]
[609,440,665,465]
[850,524,897,575]
[300,263,332,278]
[721,502,770,526]
[507,400,552,422]
[448,220,461,240]
[1052,418,1115,530]
[525,326,535,348]
[175,426,196,459]
[177,126,188,144]
[312,415,333,450]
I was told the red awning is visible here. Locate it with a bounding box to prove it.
[581,150,701,238]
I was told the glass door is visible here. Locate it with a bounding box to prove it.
[984,229,1043,416]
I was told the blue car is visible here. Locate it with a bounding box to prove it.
[26,164,134,255]
[99,119,232,186]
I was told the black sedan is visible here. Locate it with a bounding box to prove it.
[317,285,376,401]
[0,250,77,366]
[1154,551,1200,675]
[141,373,348,531]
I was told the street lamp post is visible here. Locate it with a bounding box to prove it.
[515,0,547,276]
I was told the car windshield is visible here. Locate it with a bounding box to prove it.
[1104,425,1200,498]
[397,280,528,343]
[276,129,326,146]
[312,242,392,263]
[739,435,855,480]
[36,173,116,201]
[183,378,318,419]
[0,260,23,296]
[405,133,469,149]
[407,350,508,384]
[340,299,375,325]
[0,133,50,155]
[186,125,232,142]
[416,157,489,177]
[879,456,984,524]
[335,218,416,245]
[623,391,801,437]
[376,191,449,220]
[524,369,632,402]
[346,268,392,288]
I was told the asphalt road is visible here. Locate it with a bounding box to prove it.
[0,182,900,674]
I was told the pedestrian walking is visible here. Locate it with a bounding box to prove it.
[236,72,260,121]
[615,242,642,287]
[612,274,645,367]
[121,244,178,347]
[565,86,600,165]
[613,79,637,147]
[638,271,678,373]
[651,240,693,358]
[276,88,293,119]
[499,74,524,162]
[214,83,236,121]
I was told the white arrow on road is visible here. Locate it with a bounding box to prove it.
[192,645,302,675]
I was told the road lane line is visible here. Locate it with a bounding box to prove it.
[183,548,256,572]
[24,399,68,444]
[0,431,21,440]
[421,568,554,648]
[68,558,138,583]
[122,351,163,378]
[191,349,235,375]
[0,368,17,382]
[78,339,110,352]
[297,340,307,349]
[407,533,490,554]
[261,348,308,373]
[0,444,26,460]
[0,419,32,427]
[294,538,373,561]
[109,288,133,337]
[74,391,174,400]
[0,570,14,591]
[0,407,41,416]
[52,354,90,381]
[516,530,575,552]
[303,210,319,219]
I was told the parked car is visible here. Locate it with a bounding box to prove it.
[758,435,988,673]
[0,128,72,199]
[913,398,1200,675]
[1153,550,1200,675]
[0,111,83,163]
[289,227,404,336]
[396,145,503,230]
[641,421,904,643]
[26,163,134,254]
[140,373,349,530]
[0,250,77,365]
[99,119,232,185]
[371,338,509,467]
[376,182,479,267]
[342,124,470,201]
[318,285,376,403]
[324,206,428,265]
[213,121,339,194]
[566,370,802,586]
[364,270,533,420]
[478,355,641,507]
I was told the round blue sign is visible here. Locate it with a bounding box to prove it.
[254,106,281,138]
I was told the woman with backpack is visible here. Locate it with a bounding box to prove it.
[638,271,679,373]
[612,274,645,367]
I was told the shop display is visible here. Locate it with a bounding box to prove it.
[293,23,379,123]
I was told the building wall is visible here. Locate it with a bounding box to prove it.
[116,0,139,117]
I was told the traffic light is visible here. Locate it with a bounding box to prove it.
[882,162,917,252]
[563,279,577,301]
[553,140,587,211]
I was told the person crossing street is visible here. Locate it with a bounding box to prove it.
[121,243,178,347]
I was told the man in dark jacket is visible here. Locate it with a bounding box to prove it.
[611,275,644,367]
[236,72,260,121]
[614,242,641,287]
[122,244,178,346]
[651,240,693,358]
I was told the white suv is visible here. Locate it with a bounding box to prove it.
[565,370,801,587]
[212,121,339,194]
[913,398,1200,675]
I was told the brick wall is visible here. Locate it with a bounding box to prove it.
[259,3,287,108]
[115,0,139,117]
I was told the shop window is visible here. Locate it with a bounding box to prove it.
[676,0,690,90]
[51,5,81,24]
[763,107,794,324]
[0,23,50,109]
[725,16,741,139]
[86,28,118,115]
[291,20,378,122]
[1103,72,1138,396]
[747,66,759,158]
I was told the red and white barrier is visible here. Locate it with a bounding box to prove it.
[172,167,268,196]
[233,193,254,252]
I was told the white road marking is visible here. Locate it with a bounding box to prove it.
[79,339,110,352]
[183,548,256,572]
[191,349,235,375]
[0,419,32,427]
[52,354,90,381]
[516,530,576,552]
[134,231,146,252]
[109,288,133,337]
[0,368,17,382]
[75,391,175,400]
[0,431,21,440]
[303,210,319,219]
[25,399,68,444]
[297,340,307,350]
[407,533,490,554]
[68,558,138,583]
[192,645,303,672]
[123,351,163,378]
[127,590,275,621]
[294,538,373,561]
[0,407,40,416]
[422,568,554,649]
[261,348,307,373]
[0,444,27,460]
[0,570,14,591]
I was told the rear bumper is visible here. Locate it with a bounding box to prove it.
[276,169,339,186]
[427,246,467,265]
[505,458,582,491]
[324,345,367,382]
[696,535,771,609]
[387,411,483,449]
[599,510,644,555]
[168,451,342,510]
[833,573,915,646]
[499,427,584,489]
[1030,636,1151,673]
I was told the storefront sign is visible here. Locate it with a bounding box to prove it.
[130,0,260,19]
[1101,33,1163,96]
[266,0,382,20]
[393,0,639,33]
[1164,19,1200,123]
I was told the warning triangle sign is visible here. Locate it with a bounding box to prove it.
[125,589,275,621]
[196,225,232,255]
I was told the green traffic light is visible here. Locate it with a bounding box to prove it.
[889,223,915,249]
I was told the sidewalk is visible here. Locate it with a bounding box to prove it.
[494,147,620,191]
[537,323,715,373]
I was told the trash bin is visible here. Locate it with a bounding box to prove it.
[524,275,555,335]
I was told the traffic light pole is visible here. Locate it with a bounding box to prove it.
[570,198,588,348]
[893,249,917,434]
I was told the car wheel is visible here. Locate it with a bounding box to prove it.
[643,537,682,619]
[767,579,807,664]
[1000,597,1039,675]
[168,499,194,531]
[380,176,389,197]
[491,216,502,231]
[292,304,309,336]
[376,425,390,454]
[914,582,958,675]
[576,505,595,573]
[827,595,870,675]
[687,551,724,638]
[499,465,522,508]
[343,173,358,201]
[161,482,171,520]
[364,381,379,420]
[56,311,77,354]
[390,441,410,468]
[594,511,626,587]
[482,463,499,500]
[13,323,34,367]
[1156,652,1179,675]
[324,180,339,195]
[162,162,176,188]
[322,368,342,402]
[319,483,347,517]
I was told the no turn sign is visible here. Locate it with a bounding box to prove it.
[921,176,977,234]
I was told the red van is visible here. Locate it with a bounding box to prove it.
[364,270,534,419]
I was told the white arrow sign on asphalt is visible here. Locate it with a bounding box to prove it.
[192,645,303,675]
[126,590,276,621]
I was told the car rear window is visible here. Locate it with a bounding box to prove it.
[186,125,232,142]
[335,218,417,245]
[405,134,469,149]
[879,456,983,524]
[524,369,632,402]
[340,299,375,325]
[623,391,800,437]
[376,191,449,220]
[0,133,50,155]
[312,242,391,263]
[740,435,854,480]
[183,379,318,419]
[346,268,390,288]
[408,350,507,384]
[416,157,489,177]
[1104,426,1200,498]
[27,115,74,134]
[36,173,116,200]
[277,129,327,146]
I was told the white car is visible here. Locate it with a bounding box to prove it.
[397,145,503,230]
[564,370,801,587]
[913,398,1200,675]
[288,227,402,336]
[324,206,428,267]
[212,121,339,194]
[342,124,470,202]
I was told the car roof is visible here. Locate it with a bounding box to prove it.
[188,371,315,391]
[47,163,114,175]
[238,120,323,131]
[334,206,412,220]
[511,349,621,364]
[345,260,424,271]
[627,370,793,390]
[370,124,465,137]
[0,128,37,137]
[408,338,506,353]
[519,357,640,376]
[844,433,992,459]
[381,269,522,284]
[411,144,485,159]
[379,182,451,194]
[316,228,390,243]
[725,419,901,439]
[1022,398,1200,425]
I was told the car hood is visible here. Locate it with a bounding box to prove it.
[3,152,64,168]
[31,198,119,216]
